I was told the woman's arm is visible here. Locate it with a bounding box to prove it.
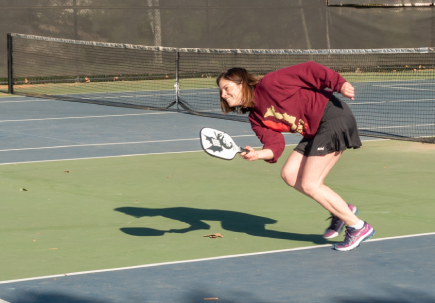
[277,61,347,94]
[249,113,286,163]
[240,147,274,161]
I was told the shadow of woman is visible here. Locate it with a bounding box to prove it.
[115,206,330,245]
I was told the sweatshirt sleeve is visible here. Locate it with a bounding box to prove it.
[277,61,347,94]
[249,112,285,164]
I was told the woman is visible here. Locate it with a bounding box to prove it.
[217,61,375,251]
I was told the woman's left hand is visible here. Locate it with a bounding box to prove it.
[340,82,355,100]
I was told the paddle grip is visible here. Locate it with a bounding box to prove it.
[241,148,250,154]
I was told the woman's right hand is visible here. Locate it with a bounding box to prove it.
[240,146,258,161]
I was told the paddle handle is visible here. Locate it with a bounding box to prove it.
[240,148,250,154]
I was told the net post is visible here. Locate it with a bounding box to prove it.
[7,33,13,94]
[175,49,180,111]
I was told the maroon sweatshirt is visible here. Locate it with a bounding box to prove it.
[248,61,347,163]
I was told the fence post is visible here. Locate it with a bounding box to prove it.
[7,33,13,94]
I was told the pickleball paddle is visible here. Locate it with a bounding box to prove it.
[200,127,249,160]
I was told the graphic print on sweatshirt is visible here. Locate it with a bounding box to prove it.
[262,106,308,135]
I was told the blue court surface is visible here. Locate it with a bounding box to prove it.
[1,95,434,303]
[0,96,303,165]
[0,234,434,303]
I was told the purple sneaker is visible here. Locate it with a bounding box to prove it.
[323,204,359,239]
[333,222,375,251]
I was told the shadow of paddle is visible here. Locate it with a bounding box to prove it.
[115,206,329,245]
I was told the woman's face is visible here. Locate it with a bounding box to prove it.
[219,78,243,107]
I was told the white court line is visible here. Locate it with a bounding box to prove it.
[348,98,435,105]
[0,90,216,102]
[0,135,256,152]
[0,138,385,166]
[1,97,430,107]
[179,92,218,95]
[0,112,176,123]
[373,85,435,92]
[0,231,433,285]
[89,93,175,99]
[0,136,387,153]
[398,83,435,86]
[360,123,435,130]
[52,87,212,98]
[0,150,204,166]
[55,87,214,95]
[0,299,10,303]
[371,82,435,87]
[116,95,175,98]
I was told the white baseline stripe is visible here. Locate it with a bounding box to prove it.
[0,231,433,285]
[0,135,256,152]
[6,133,379,152]
[0,112,176,123]
[0,150,205,166]
[0,138,384,166]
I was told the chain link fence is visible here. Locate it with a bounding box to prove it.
[1,0,435,85]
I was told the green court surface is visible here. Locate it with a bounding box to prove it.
[1,139,434,282]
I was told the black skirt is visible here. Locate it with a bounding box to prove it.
[294,95,362,157]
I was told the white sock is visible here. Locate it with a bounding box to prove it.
[349,220,364,230]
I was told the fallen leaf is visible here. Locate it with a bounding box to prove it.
[204,298,218,301]
[64,171,70,173]
[203,233,224,238]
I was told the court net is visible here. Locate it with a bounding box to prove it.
[6,33,435,143]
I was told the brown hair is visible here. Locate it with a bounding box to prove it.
[216,68,260,115]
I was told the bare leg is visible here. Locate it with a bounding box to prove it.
[281,150,359,226]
